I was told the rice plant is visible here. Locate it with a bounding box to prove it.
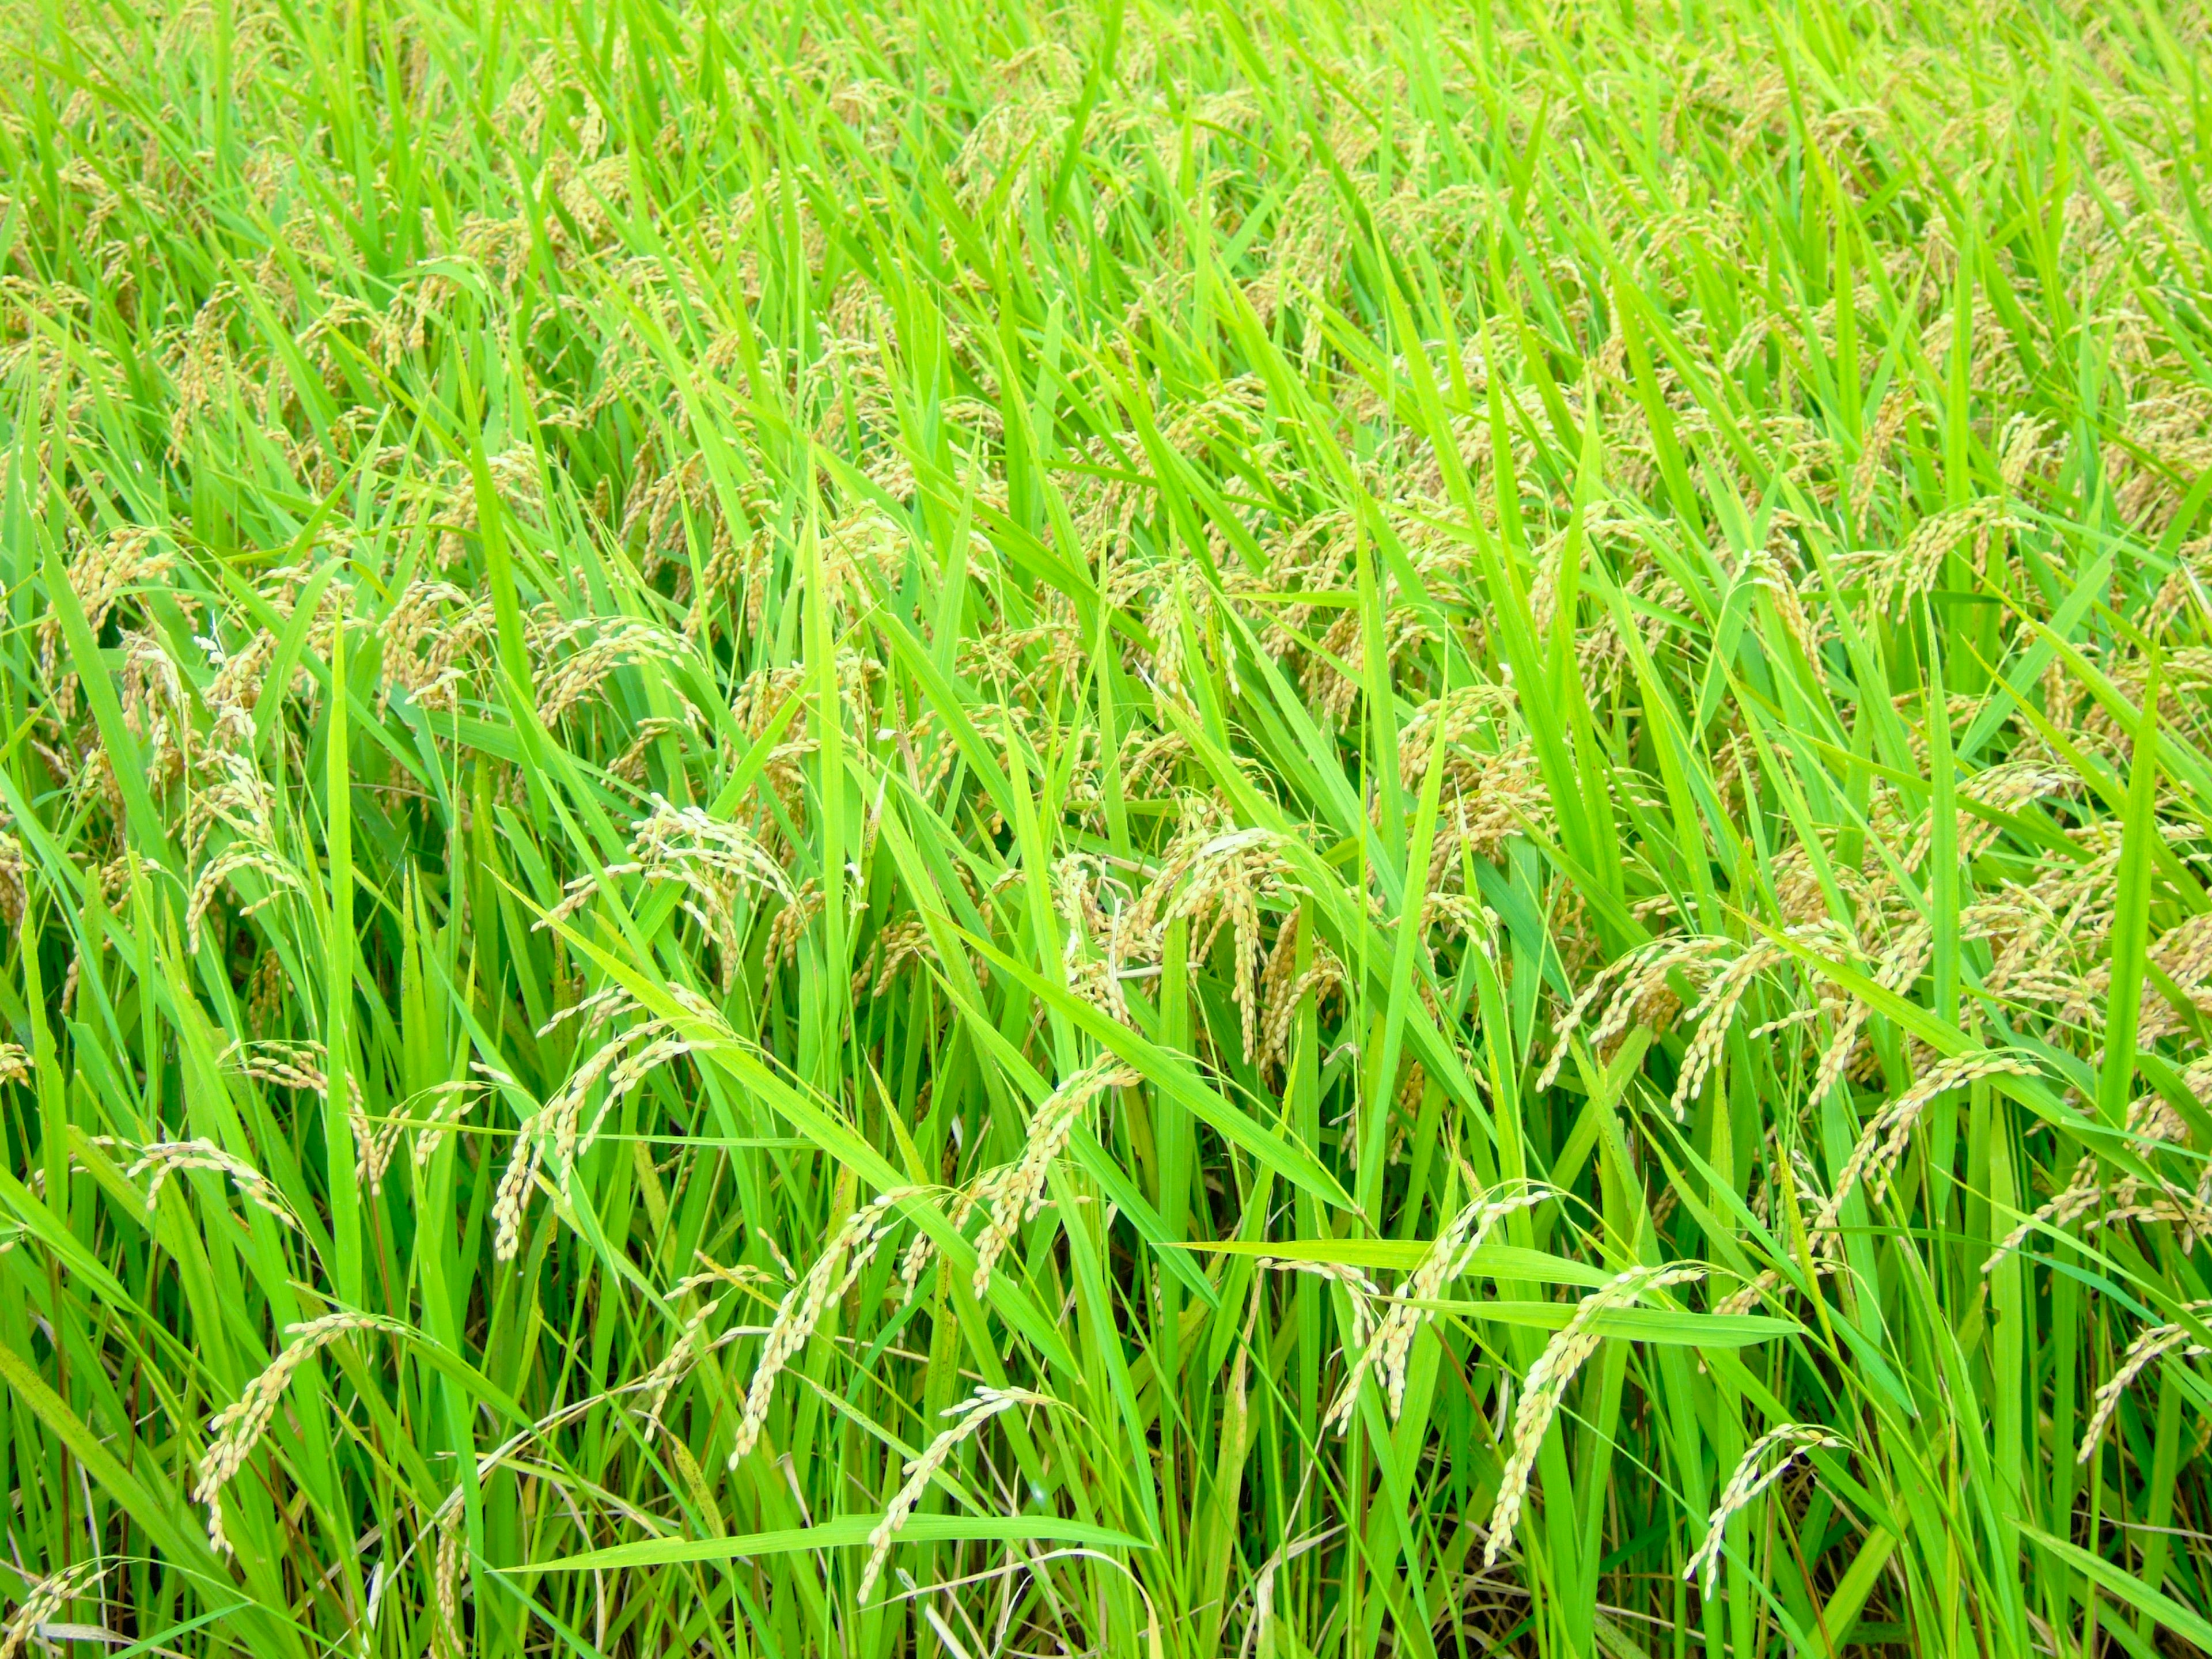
[3,0,2211,1653]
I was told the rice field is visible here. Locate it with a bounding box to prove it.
[3,0,2211,1653]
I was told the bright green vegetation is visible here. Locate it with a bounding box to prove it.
[4,0,2212,1653]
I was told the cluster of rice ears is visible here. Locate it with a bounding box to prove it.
[3,0,2212,1653]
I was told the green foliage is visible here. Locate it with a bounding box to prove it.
[2,0,2210,1653]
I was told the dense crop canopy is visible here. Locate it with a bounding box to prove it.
[3,0,2211,1654]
